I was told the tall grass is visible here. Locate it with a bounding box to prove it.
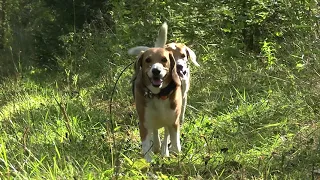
[1,38,319,179]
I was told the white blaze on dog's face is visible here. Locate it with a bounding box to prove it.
[165,43,199,77]
[147,60,167,88]
[136,48,179,94]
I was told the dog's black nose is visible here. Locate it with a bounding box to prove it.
[152,68,161,75]
[177,64,183,71]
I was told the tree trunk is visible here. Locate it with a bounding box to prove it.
[0,0,5,49]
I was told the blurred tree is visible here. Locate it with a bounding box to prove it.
[0,0,318,74]
[33,0,112,67]
[0,0,5,49]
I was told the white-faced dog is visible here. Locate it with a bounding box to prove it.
[163,42,199,124]
[128,22,199,124]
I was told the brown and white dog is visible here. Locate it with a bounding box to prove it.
[128,23,199,124]
[133,47,182,162]
[164,42,199,124]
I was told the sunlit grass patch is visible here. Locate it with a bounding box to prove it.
[0,94,49,121]
[0,78,115,178]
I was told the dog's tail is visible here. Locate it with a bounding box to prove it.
[128,22,168,55]
[128,46,149,55]
[154,22,168,47]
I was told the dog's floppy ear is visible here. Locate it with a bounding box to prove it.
[186,46,200,66]
[169,53,181,86]
[135,51,144,72]
[132,51,144,82]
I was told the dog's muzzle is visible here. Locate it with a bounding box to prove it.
[150,68,163,87]
[151,70,162,87]
[177,64,187,77]
[148,63,166,88]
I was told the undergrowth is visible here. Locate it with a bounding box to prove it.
[1,37,319,179]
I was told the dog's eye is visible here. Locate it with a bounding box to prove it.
[181,54,186,58]
[161,58,167,63]
[145,58,151,63]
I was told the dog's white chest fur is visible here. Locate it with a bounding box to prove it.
[144,98,176,129]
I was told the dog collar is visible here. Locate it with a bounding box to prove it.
[144,81,177,100]
[158,80,176,100]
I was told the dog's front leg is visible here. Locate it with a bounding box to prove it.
[153,129,160,153]
[141,128,153,162]
[180,73,190,124]
[168,124,181,154]
[180,96,187,124]
[161,127,170,157]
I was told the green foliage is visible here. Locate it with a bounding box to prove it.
[0,0,319,179]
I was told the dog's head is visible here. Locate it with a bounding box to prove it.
[165,43,199,77]
[135,48,180,94]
